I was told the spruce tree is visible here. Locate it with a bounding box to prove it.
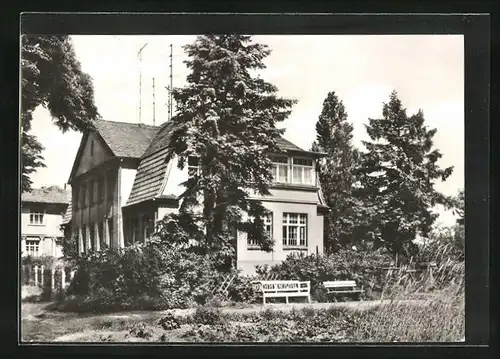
[356,91,454,258]
[165,35,296,262]
[311,91,360,252]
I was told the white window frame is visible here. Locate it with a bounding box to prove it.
[282,213,308,248]
[187,156,201,177]
[26,238,40,257]
[271,155,315,186]
[291,157,315,185]
[247,212,273,248]
[29,209,45,226]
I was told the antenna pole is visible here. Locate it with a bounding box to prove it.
[137,42,148,124]
[152,77,156,126]
[169,44,173,120]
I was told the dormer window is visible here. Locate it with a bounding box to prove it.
[292,158,314,185]
[271,155,315,186]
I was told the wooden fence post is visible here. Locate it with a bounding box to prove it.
[61,268,66,289]
[40,265,44,287]
[51,267,56,290]
[34,265,39,286]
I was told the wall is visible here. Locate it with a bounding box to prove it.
[120,168,137,207]
[21,203,66,257]
[161,155,189,197]
[21,204,66,238]
[236,201,324,276]
[74,132,113,177]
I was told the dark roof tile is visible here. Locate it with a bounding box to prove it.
[94,120,160,158]
[22,186,71,205]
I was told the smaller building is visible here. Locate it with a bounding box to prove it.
[21,186,71,258]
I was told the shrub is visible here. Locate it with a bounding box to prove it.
[158,312,182,330]
[255,248,392,300]
[60,239,223,312]
[190,306,226,326]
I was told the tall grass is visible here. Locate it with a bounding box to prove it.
[352,246,465,342]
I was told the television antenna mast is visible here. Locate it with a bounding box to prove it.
[166,44,173,121]
[137,42,148,124]
[152,77,156,126]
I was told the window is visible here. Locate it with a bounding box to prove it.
[282,213,307,247]
[271,156,289,183]
[271,156,315,185]
[247,213,273,247]
[26,239,40,257]
[90,140,94,156]
[292,158,315,185]
[187,156,200,177]
[29,210,44,225]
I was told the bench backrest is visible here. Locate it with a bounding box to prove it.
[323,280,357,288]
[255,280,310,294]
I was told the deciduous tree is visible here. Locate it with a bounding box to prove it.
[21,35,100,192]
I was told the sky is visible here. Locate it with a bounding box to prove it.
[28,35,464,226]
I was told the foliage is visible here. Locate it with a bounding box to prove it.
[311,91,361,252]
[60,239,222,312]
[255,249,393,298]
[190,307,227,326]
[165,35,296,257]
[355,91,454,258]
[21,255,56,268]
[61,232,80,260]
[129,323,154,339]
[158,312,182,330]
[451,188,465,225]
[177,288,464,342]
[21,35,100,192]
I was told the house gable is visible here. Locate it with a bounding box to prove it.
[69,131,115,181]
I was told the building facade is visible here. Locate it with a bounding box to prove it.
[68,119,328,274]
[21,186,71,258]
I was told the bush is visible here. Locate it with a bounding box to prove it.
[255,248,393,300]
[21,255,56,268]
[59,239,223,312]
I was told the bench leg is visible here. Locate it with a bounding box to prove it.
[286,296,289,304]
[263,295,266,305]
[308,295,311,304]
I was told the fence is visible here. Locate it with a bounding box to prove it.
[21,264,77,298]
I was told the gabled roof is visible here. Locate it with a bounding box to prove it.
[93,120,159,158]
[68,120,160,183]
[22,186,71,205]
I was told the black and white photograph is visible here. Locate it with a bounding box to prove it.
[19,14,481,345]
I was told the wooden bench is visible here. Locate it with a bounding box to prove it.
[323,280,364,301]
[253,280,311,304]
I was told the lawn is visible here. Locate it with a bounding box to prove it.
[21,296,464,343]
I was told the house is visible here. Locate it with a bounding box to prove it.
[21,186,71,258]
[68,119,328,274]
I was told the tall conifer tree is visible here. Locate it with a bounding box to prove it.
[311,92,360,252]
[165,35,296,262]
[356,91,453,257]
